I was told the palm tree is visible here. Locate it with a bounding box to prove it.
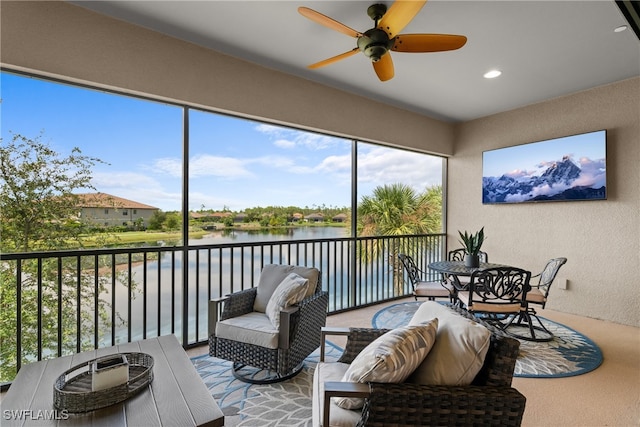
[357,183,442,295]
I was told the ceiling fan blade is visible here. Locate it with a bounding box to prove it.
[307,48,360,69]
[377,0,427,38]
[392,34,467,52]
[298,7,362,38]
[373,53,394,81]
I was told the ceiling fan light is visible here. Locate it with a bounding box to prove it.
[484,69,502,79]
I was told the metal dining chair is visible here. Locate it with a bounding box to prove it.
[398,254,455,302]
[507,258,567,341]
[458,266,533,337]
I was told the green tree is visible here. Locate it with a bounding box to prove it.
[0,133,129,382]
[164,212,181,230]
[0,133,105,252]
[357,183,442,295]
[148,210,167,230]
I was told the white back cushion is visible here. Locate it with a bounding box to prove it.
[408,301,491,385]
[333,318,438,409]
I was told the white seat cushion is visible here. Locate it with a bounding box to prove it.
[215,311,279,349]
[408,301,491,385]
[334,319,438,409]
[253,265,320,312]
[415,280,453,297]
[526,288,546,304]
[312,362,362,427]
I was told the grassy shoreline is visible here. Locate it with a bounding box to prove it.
[77,222,347,248]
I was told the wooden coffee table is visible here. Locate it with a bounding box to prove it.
[1,335,223,426]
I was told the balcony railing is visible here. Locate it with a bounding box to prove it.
[0,233,446,385]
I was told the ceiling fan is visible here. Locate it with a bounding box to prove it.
[298,1,467,82]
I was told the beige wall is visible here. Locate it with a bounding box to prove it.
[449,78,640,327]
[0,1,453,156]
[80,207,157,228]
[2,1,638,326]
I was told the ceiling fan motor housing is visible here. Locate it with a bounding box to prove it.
[357,28,394,62]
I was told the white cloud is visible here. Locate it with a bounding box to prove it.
[150,155,255,179]
[256,123,348,150]
[576,157,606,188]
[92,171,162,190]
[249,155,295,169]
[152,157,182,177]
[504,169,533,180]
[357,147,442,191]
[274,139,296,149]
[91,171,180,210]
[190,154,254,178]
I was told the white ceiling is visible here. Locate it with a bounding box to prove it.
[71,1,639,123]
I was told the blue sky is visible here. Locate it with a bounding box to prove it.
[1,72,443,211]
[482,130,606,183]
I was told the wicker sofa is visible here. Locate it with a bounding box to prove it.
[313,303,526,426]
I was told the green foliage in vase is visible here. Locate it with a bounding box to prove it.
[457,227,485,256]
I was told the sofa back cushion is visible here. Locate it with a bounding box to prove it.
[333,318,438,409]
[408,301,491,385]
[253,265,319,312]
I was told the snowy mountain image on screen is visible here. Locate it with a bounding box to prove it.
[483,155,606,203]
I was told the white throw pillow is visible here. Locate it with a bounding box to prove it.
[265,273,309,329]
[333,318,439,410]
[408,301,491,385]
[253,265,319,312]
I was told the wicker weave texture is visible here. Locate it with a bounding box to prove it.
[359,384,526,427]
[53,352,154,413]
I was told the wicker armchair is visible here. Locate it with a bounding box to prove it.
[314,305,526,427]
[209,265,328,384]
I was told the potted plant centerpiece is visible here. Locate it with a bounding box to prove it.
[458,227,486,268]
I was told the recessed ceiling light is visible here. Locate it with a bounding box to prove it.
[614,25,628,33]
[483,70,502,79]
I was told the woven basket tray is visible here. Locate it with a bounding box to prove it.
[53,352,154,413]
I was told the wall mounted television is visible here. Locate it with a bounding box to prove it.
[482,130,607,204]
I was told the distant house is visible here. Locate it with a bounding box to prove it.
[190,212,210,220]
[332,213,348,223]
[75,192,159,227]
[305,213,324,223]
[291,213,304,222]
[191,212,232,221]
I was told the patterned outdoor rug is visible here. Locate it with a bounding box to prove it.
[372,301,603,378]
[192,343,342,427]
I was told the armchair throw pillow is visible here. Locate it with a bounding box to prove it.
[265,273,309,329]
[333,318,439,410]
[254,264,319,312]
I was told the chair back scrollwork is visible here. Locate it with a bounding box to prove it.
[449,248,489,263]
[398,253,420,286]
[536,257,568,298]
[468,267,531,312]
